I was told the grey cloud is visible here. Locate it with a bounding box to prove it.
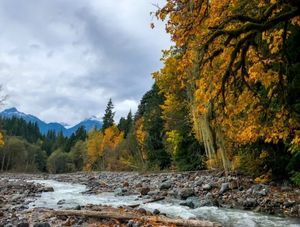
[0,0,169,125]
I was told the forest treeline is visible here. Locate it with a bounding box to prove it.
[0,0,300,185]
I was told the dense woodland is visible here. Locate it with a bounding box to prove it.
[0,0,300,185]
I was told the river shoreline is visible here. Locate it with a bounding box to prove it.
[1,171,300,226]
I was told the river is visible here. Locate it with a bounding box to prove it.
[27,179,300,227]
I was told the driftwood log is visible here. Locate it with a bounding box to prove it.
[52,209,222,227]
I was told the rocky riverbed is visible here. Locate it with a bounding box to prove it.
[1,171,300,226]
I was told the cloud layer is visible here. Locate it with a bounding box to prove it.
[0,0,170,125]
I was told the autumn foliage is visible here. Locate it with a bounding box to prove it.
[154,0,300,175]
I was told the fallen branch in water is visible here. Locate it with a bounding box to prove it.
[129,196,165,208]
[52,209,221,227]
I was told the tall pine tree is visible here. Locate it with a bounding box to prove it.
[102,98,115,132]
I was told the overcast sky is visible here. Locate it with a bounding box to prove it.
[0,0,170,126]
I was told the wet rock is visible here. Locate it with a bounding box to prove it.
[114,187,127,196]
[17,222,29,227]
[153,209,160,215]
[243,198,258,210]
[167,190,178,198]
[180,200,195,209]
[159,181,172,190]
[148,190,159,196]
[33,223,51,227]
[123,181,129,187]
[219,182,230,194]
[75,205,81,210]
[140,187,150,196]
[4,224,13,227]
[179,188,194,200]
[200,192,218,207]
[202,184,211,191]
[39,186,54,192]
[180,197,201,209]
[57,199,66,205]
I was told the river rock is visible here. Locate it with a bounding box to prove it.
[195,179,203,186]
[114,187,127,196]
[153,209,160,215]
[202,184,212,190]
[219,182,230,194]
[284,200,296,208]
[243,198,258,210]
[159,181,172,190]
[180,196,201,209]
[147,190,159,196]
[229,181,238,189]
[179,188,194,200]
[4,224,13,227]
[200,192,218,207]
[57,199,66,205]
[74,205,81,210]
[33,223,51,227]
[251,184,269,196]
[123,181,129,187]
[17,223,29,227]
[140,187,150,196]
[11,194,22,202]
[137,208,147,215]
[38,187,54,192]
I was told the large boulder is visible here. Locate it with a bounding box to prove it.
[179,188,195,200]
[159,181,172,190]
[219,183,230,194]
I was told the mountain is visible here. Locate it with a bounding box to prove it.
[64,117,102,137]
[0,107,102,136]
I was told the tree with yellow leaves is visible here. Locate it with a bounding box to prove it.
[0,133,4,147]
[84,129,104,171]
[84,125,124,171]
[156,0,300,175]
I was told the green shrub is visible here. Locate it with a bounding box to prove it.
[290,171,300,186]
[47,149,74,173]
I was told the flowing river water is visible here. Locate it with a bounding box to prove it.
[27,180,300,227]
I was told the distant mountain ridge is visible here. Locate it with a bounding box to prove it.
[0,107,102,136]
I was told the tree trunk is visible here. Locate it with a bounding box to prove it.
[1,152,6,172]
[6,152,11,171]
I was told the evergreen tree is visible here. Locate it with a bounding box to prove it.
[118,117,127,133]
[137,84,171,169]
[117,110,133,137]
[102,98,115,132]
